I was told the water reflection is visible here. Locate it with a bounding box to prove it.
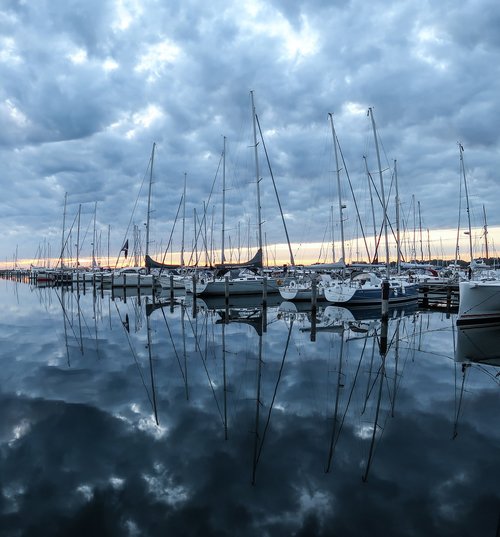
[453,324,500,442]
[456,324,500,367]
[1,279,499,536]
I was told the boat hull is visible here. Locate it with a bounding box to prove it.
[324,281,419,306]
[157,274,185,290]
[187,277,280,296]
[278,284,325,301]
[112,274,155,287]
[457,280,500,325]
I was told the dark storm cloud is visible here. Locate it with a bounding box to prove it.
[0,0,499,262]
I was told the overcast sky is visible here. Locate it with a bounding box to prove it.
[1,0,499,267]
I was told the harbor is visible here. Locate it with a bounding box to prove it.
[2,2,500,534]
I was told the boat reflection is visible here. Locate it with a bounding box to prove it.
[278,301,418,336]
[31,282,423,485]
[453,323,500,439]
[187,293,282,311]
[455,324,500,367]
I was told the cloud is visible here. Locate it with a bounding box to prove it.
[0,0,499,265]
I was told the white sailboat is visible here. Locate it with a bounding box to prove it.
[458,279,500,325]
[279,113,346,302]
[323,108,418,308]
[102,144,158,288]
[278,271,337,301]
[456,143,500,325]
[189,92,290,297]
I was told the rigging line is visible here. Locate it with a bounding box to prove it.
[326,333,368,472]
[473,364,500,384]
[54,290,83,352]
[145,304,159,426]
[366,169,402,263]
[336,137,371,261]
[184,306,225,424]
[453,365,468,439]
[255,317,294,465]
[317,218,331,263]
[115,151,153,269]
[462,288,500,315]
[56,208,80,268]
[364,354,384,402]
[158,194,184,271]
[159,304,187,384]
[78,208,94,254]
[113,301,155,411]
[255,114,295,266]
[75,294,96,342]
[195,210,210,264]
[186,150,223,267]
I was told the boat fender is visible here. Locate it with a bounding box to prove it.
[276,279,283,286]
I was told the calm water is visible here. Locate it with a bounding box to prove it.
[1,279,499,537]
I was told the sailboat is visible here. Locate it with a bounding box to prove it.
[101,144,159,289]
[279,113,346,302]
[188,92,291,297]
[456,143,500,325]
[324,108,418,308]
[146,171,187,290]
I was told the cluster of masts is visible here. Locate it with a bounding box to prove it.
[7,97,492,291]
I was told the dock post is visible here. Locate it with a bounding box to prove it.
[311,279,317,342]
[381,280,390,319]
[422,285,429,308]
[192,275,197,317]
[262,276,268,310]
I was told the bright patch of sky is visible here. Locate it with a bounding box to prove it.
[113,0,144,31]
[0,37,21,64]
[237,0,318,61]
[135,39,181,81]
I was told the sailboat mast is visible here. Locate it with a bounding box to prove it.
[250,91,263,257]
[418,201,423,262]
[76,204,81,269]
[329,113,345,276]
[394,160,401,274]
[60,192,68,269]
[193,208,198,266]
[459,142,473,276]
[483,204,489,260]
[363,156,378,262]
[181,172,187,267]
[145,142,156,271]
[107,224,110,269]
[203,201,208,266]
[221,136,226,264]
[92,202,97,268]
[330,205,336,263]
[238,221,241,264]
[368,108,390,279]
[412,194,416,261]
